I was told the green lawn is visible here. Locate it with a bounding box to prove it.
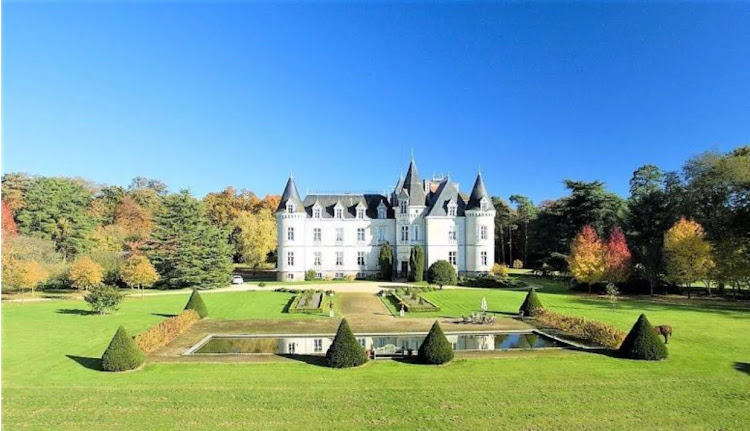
[3,284,749,430]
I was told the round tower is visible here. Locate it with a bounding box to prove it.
[276,176,307,281]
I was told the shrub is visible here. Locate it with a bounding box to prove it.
[134,310,200,354]
[426,260,457,287]
[378,241,393,280]
[101,326,145,372]
[519,288,543,316]
[513,259,523,269]
[258,282,267,287]
[325,318,367,368]
[409,246,424,282]
[418,321,454,365]
[305,269,316,281]
[533,308,626,349]
[184,289,208,318]
[618,314,668,360]
[84,285,125,314]
[491,263,510,278]
[345,274,356,281]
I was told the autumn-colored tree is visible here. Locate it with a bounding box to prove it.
[258,195,281,212]
[68,256,104,290]
[2,201,18,237]
[235,208,276,271]
[568,225,606,293]
[603,227,632,284]
[91,224,130,252]
[3,259,48,295]
[203,187,260,228]
[664,218,713,299]
[120,255,159,297]
[113,196,153,238]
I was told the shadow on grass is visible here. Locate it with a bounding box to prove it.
[152,313,177,318]
[56,308,98,316]
[277,354,329,367]
[733,362,750,376]
[66,355,101,371]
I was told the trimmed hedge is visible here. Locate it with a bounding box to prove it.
[184,289,208,318]
[519,288,543,315]
[426,260,457,287]
[458,275,528,289]
[418,321,454,364]
[326,319,367,368]
[101,326,146,372]
[288,290,329,314]
[134,310,201,354]
[409,246,425,282]
[533,308,626,349]
[618,314,669,360]
[391,289,440,313]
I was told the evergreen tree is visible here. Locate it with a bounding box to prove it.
[101,326,146,371]
[618,314,668,360]
[418,321,454,364]
[409,245,424,282]
[325,319,367,368]
[519,288,543,316]
[149,191,232,289]
[184,289,208,318]
[378,241,393,280]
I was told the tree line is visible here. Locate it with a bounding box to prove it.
[1,174,280,293]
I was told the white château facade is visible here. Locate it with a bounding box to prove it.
[275,160,495,281]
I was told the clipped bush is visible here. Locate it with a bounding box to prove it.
[618,314,668,360]
[534,308,626,349]
[519,288,543,316]
[426,260,457,287]
[410,246,425,282]
[305,269,316,281]
[418,321,454,364]
[134,310,201,354]
[491,263,510,278]
[325,319,367,368]
[84,285,125,314]
[101,326,146,372]
[184,289,208,318]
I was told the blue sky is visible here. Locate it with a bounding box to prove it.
[3,2,748,204]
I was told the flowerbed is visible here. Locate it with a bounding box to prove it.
[532,308,626,349]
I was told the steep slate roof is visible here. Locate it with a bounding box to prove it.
[466,172,490,210]
[303,194,393,219]
[276,177,306,213]
[426,178,467,217]
[400,160,427,206]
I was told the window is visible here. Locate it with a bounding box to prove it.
[357,208,365,219]
[313,228,321,243]
[358,338,366,348]
[288,343,296,354]
[449,228,457,242]
[335,272,344,279]
[480,225,488,240]
[316,272,322,279]
[481,251,488,266]
[378,206,386,219]
[357,252,366,266]
[314,251,322,267]
[313,207,322,218]
[287,251,294,267]
[287,227,294,241]
[448,203,457,217]
[376,227,386,243]
[336,228,344,242]
[481,199,490,211]
[286,273,294,280]
[400,199,407,215]
[412,225,420,241]
[400,226,409,242]
[314,339,323,353]
[357,228,365,242]
[335,208,344,219]
[336,251,344,266]
[449,251,457,266]
[286,202,295,213]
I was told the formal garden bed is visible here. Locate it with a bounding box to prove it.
[389,287,440,313]
[287,289,334,314]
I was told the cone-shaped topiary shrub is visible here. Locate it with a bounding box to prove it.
[184,289,208,318]
[101,326,146,372]
[519,288,543,316]
[418,321,454,364]
[618,314,668,360]
[326,318,368,368]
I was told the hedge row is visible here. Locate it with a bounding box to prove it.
[533,308,626,349]
[134,309,201,354]
[391,290,440,313]
[458,275,528,289]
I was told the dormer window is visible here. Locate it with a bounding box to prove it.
[480,197,490,212]
[378,204,386,219]
[447,202,457,217]
[335,208,344,219]
[400,199,408,215]
[356,208,365,219]
[286,202,295,213]
[312,204,322,218]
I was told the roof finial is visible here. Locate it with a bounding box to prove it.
[410,147,415,162]
[478,164,482,175]
[290,171,293,180]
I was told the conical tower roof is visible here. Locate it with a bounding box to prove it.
[466,172,490,210]
[401,160,426,206]
[276,176,305,213]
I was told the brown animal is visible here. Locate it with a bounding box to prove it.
[653,325,673,344]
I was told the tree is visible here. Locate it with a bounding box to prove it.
[492,197,513,265]
[509,195,537,266]
[1,172,34,211]
[113,197,153,239]
[68,256,104,290]
[409,246,424,282]
[603,227,631,284]
[184,289,208,318]
[2,201,18,237]
[234,208,276,270]
[325,318,367,368]
[568,225,606,293]
[560,180,625,240]
[15,177,95,260]
[149,191,232,289]
[87,186,126,225]
[664,218,713,299]
[203,187,259,229]
[418,321,454,365]
[84,285,125,314]
[519,288,543,316]
[91,224,130,252]
[426,260,457,288]
[128,177,168,196]
[121,255,159,297]
[101,326,146,372]
[3,260,48,295]
[713,239,750,300]
[378,242,393,280]
[618,314,668,360]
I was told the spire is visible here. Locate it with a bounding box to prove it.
[276,176,305,213]
[466,171,490,210]
[402,159,426,206]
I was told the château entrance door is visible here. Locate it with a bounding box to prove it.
[400,261,408,278]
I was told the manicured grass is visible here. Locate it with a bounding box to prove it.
[3,284,750,430]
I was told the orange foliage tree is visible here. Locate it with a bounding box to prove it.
[664,217,713,299]
[568,225,606,293]
[604,227,632,284]
[114,196,153,238]
[2,201,18,237]
[68,256,104,290]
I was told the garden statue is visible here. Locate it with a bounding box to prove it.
[399,305,405,317]
[481,297,487,312]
